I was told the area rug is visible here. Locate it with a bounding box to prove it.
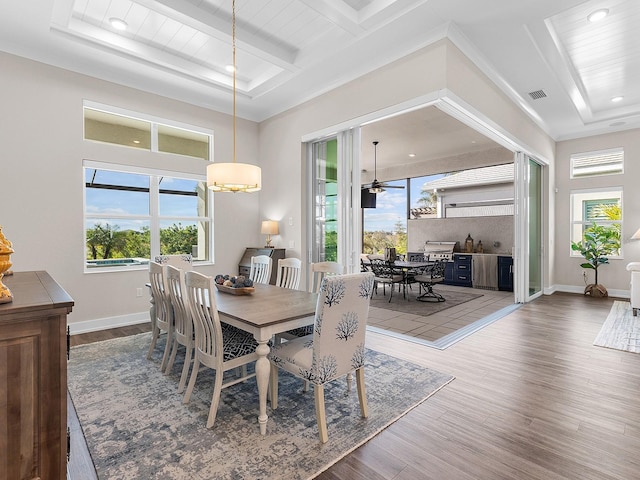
[369,285,483,317]
[594,300,640,353]
[68,333,454,480]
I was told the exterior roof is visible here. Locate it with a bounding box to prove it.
[420,164,514,191]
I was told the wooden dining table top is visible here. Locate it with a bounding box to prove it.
[213,283,319,328]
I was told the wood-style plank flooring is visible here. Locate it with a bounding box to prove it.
[68,293,640,479]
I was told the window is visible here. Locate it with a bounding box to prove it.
[84,104,211,160]
[84,162,211,271]
[570,188,622,257]
[570,148,623,178]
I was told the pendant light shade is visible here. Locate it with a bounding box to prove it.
[207,162,261,192]
[207,0,261,193]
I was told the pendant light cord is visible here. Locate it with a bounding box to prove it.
[232,0,237,164]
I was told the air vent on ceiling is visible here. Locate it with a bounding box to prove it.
[528,89,547,100]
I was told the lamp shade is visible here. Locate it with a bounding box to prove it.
[261,220,279,235]
[207,162,261,193]
[632,228,640,240]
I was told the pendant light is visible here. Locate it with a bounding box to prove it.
[207,0,261,193]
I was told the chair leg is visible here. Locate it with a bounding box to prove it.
[177,343,192,394]
[303,380,310,392]
[183,357,200,404]
[165,337,179,375]
[160,330,173,372]
[356,367,368,418]
[269,365,279,409]
[346,372,352,392]
[146,325,160,360]
[206,371,224,429]
[314,384,328,443]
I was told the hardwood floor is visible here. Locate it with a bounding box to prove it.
[67,293,640,480]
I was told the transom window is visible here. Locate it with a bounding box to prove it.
[570,148,623,178]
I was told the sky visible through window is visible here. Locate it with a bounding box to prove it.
[364,174,444,232]
[85,169,199,231]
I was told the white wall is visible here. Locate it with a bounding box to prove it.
[554,129,640,295]
[0,52,261,329]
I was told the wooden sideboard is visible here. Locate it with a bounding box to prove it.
[0,271,74,480]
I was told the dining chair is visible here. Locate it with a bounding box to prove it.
[368,257,404,302]
[164,265,194,393]
[249,255,272,285]
[414,260,447,302]
[309,261,344,293]
[154,254,194,270]
[280,261,345,343]
[147,261,174,371]
[269,272,375,443]
[275,257,302,290]
[183,271,260,429]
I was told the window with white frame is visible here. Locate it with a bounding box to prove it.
[82,103,214,271]
[84,162,211,270]
[570,147,623,178]
[570,188,622,257]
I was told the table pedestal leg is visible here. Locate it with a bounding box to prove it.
[255,340,271,435]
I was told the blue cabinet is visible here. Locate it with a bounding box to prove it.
[498,256,513,291]
[442,254,472,287]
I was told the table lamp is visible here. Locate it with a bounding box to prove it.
[261,220,279,248]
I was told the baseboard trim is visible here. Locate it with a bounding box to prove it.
[69,312,150,335]
[553,285,629,299]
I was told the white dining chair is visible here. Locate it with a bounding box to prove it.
[275,257,302,290]
[154,254,194,270]
[164,265,194,392]
[147,261,174,371]
[249,255,272,285]
[278,261,345,345]
[309,261,344,293]
[269,272,375,443]
[183,271,260,429]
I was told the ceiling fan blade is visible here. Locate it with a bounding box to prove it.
[381,185,405,189]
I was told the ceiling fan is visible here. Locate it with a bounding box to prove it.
[362,141,405,193]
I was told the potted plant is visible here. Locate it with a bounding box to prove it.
[570,222,620,297]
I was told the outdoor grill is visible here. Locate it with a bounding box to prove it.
[423,241,457,261]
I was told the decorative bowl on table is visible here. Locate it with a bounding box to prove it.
[214,274,255,295]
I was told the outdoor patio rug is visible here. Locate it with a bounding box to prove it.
[68,333,454,480]
[369,284,483,316]
[594,300,640,353]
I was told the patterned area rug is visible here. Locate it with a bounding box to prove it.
[594,300,640,353]
[68,333,454,479]
[370,284,483,317]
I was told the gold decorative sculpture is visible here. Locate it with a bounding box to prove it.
[0,226,15,304]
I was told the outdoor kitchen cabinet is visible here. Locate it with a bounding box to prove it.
[498,256,514,291]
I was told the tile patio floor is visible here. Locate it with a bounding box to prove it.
[367,284,515,343]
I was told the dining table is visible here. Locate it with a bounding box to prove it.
[212,283,318,435]
[390,260,433,299]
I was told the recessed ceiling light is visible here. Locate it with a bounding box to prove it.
[109,18,128,31]
[225,65,235,73]
[611,96,623,102]
[587,9,609,23]
[408,153,416,157]
[133,140,140,144]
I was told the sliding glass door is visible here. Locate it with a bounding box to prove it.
[308,130,361,273]
[514,152,544,302]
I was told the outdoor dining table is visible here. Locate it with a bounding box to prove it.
[391,260,434,299]
[212,283,318,435]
